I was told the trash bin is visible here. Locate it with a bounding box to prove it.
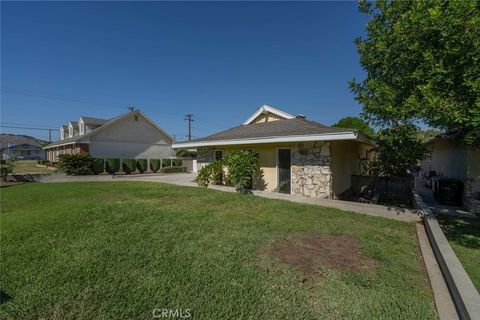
[434,177,463,206]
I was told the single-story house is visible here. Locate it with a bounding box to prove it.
[173,105,374,199]
[1,143,45,160]
[421,134,480,211]
[44,111,175,162]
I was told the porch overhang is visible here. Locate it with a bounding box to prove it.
[173,132,371,149]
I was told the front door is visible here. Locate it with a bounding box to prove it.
[277,149,291,194]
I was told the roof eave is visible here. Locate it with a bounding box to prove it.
[172,132,360,149]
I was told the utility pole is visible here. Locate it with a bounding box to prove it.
[48,129,52,142]
[184,114,194,141]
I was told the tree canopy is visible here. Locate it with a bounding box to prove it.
[350,0,480,144]
[332,116,375,137]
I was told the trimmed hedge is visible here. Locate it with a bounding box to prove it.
[162,159,171,167]
[136,159,147,173]
[160,166,187,173]
[91,158,105,174]
[150,159,161,173]
[122,159,136,174]
[172,159,182,167]
[105,158,120,174]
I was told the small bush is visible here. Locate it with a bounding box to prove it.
[150,159,161,173]
[171,159,182,167]
[122,159,136,174]
[210,160,224,185]
[196,165,211,188]
[57,154,93,175]
[136,159,147,173]
[160,166,187,173]
[1,158,16,180]
[91,158,104,174]
[162,159,172,167]
[105,158,120,174]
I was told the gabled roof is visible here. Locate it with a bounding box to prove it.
[61,125,68,131]
[44,111,173,149]
[173,117,371,148]
[243,104,295,125]
[80,116,108,126]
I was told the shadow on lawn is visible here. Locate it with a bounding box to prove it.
[436,214,480,249]
[0,290,12,304]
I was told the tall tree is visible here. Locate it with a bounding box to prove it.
[332,116,375,137]
[350,0,480,144]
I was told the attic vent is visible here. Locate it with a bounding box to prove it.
[134,115,139,121]
[297,114,306,119]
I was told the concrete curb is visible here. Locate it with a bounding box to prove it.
[416,223,458,320]
[413,190,480,320]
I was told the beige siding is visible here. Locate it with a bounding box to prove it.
[427,139,469,179]
[251,112,286,124]
[198,140,372,196]
[88,113,174,159]
[330,140,372,197]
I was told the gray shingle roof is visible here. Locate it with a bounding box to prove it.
[81,116,107,126]
[45,112,131,148]
[189,117,352,143]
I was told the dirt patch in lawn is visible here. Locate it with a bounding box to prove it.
[259,235,377,277]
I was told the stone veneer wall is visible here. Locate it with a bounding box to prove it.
[291,142,332,198]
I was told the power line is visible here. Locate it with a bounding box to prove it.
[1,121,58,129]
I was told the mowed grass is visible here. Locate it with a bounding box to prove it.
[13,160,55,174]
[1,182,437,319]
[437,214,480,292]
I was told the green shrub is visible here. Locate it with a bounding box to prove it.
[195,159,224,188]
[57,154,93,175]
[196,165,211,188]
[223,151,258,191]
[1,158,16,180]
[150,159,161,173]
[122,159,136,174]
[210,160,224,185]
[91,158,104,174]
[171,159,182,167]
[160,166,187,173]
[136,159,148,173]
[105,158,120,174]
[162,159,172,167]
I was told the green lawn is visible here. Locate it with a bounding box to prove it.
[13,160,56,174]
[437,214,480,292]
[1,182,437,319]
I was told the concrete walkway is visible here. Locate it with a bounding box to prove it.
[41,173,422,222]
[414,176,477,219]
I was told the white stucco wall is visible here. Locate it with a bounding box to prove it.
[88,113,175,160]
[425,138,480,194]
[428,139,468,179]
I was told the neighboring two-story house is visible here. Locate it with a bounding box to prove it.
[44,111,175,162]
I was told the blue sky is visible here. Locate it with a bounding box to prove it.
[1,1,369,141]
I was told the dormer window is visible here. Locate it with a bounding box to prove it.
[79,123,84,135]
[60,129,65,140]
[69,125,73,137]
